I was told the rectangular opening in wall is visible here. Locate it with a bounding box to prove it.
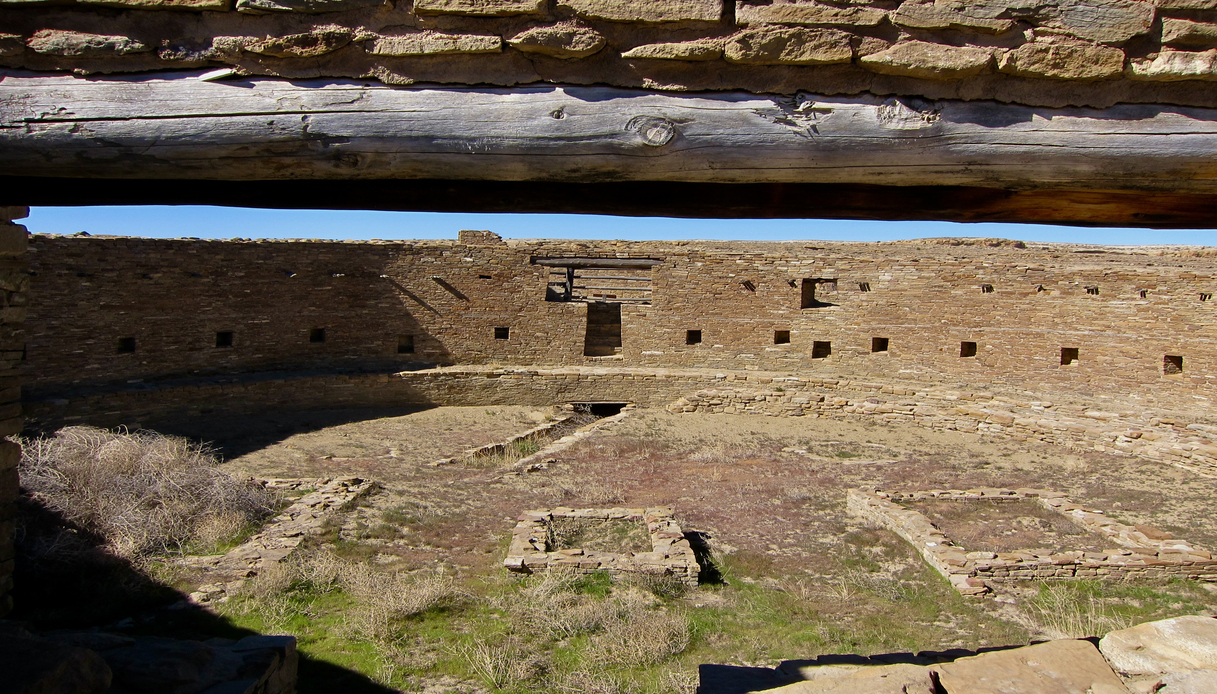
[1060,347,1078,365]
[811,341,831,359]
[1164,354,1184,374]
[774,330,791,345]
[536,258,654,304]
[398,335,415,354]
[960,341,977,358]
[1085,285,1100,295]
[686,329,702,345]
[494,327,510,340]
[584,302,622,356]
[215,331,234,348]
[871,337,889,353]
[116,337,136,354]
[309,328,326,343]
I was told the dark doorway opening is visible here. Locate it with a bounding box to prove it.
[584,302,622,356]
[571,402,628,416]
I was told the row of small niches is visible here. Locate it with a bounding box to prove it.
[687,331,1189,373]
[112,330,422,354]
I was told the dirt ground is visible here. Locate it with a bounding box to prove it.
[206,405,1217,599]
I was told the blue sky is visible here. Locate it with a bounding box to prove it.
[22,206,1217,245]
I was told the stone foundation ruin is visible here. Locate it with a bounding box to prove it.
[849,488,1217,596]
[504,506,699,586]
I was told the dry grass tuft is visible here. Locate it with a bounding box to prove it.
[18,426,276,558]
[1028,584,1133,639]
[588,609,691,668]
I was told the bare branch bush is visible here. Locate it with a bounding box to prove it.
[17,426,276,558]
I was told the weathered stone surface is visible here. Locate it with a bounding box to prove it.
[860,41,993,80]
[767,663,937,693]
[621,40,721,60]
[78,0,229,9]
[557,0,722,22]
[26,30,152,57]
[235,0,383,13]
[1045,0,1155,45]
[1162,19,1217,47]
[0,627,112,694]
[1156,669,1217,694]
[367,32,502,56]
[723,27,852,65]
[507,22,606,58]
[997,41,1126,80]
[414,0,546,15]
[892,0,1015,34]
[247,29,353,58]
[1155,0,1217,9]
[1099,616,1217,676]
[736,1,887,27]
[1127,49,1217,80]
[0,34,22,57]
[937,639,1129,694]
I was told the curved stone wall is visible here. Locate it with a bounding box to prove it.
[4,0,1217,107]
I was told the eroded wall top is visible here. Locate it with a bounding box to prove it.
[3,0,1217,107]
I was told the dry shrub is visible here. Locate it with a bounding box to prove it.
[18,426,275,558]
[588,609,691,668]
[451,640,547,690]
[551,669,636,694]
[344,566,469,642]
[1028,584,1132,639]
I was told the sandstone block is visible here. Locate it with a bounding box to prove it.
[557,0,722,22]
[415,0,546,14]
[1155,668,1217,693]
[0,34,24,58]
[937,638,1128,693]
[1163,19,1217,47]
[768,662,937,693]
[367,32,502,56]
[0,208,27,223]
[724,27,852,65]
[0,225,27,258]
[79,0,229,9]
[508,23,606,58]
[891,0,1014,34]
[1127,49,1217,80]
[997,42,1125,80]
[0,628,112,694]
[621,40,722,60]
[235,0,383,13]
[1099,615,1217,676]
[860,41,993,79]
[27,30,152,57]
[736,1,887,27]
[1045,0,1155,45]
[247,29,353,58]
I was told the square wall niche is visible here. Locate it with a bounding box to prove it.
[774,330,791,345]
[960,341,978,358]
[686,329,702,345]
[504,507,699,586]
[871,337,889,353]
[494,327,510,340]
[1061,347,1078,365]
[811,341,831,359]
[1164,354,1184,374]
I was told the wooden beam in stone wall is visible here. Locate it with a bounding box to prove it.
[4,71,1217,196]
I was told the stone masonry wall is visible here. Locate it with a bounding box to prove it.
[0,206,27,619]
[5,0,1217,108]
[25,234,1217,419]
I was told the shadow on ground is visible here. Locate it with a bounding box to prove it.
[9,495,397,694]
[696,646,1029,694]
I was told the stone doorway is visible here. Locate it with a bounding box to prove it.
[584,302,622,357]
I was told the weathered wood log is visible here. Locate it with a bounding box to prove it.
[3,71,1217,195]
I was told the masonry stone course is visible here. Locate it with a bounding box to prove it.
[7,0,1217,105]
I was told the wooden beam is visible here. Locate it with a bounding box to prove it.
[3,71,1217,197]
[533,258,661,268]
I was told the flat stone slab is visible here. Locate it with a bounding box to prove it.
[936,639,1129,694]
[763,663,937,693]
[1099,615,1217,676]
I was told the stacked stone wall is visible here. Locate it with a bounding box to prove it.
[25,235,1217,416]
[5,0,1217,108]
[0,206,26,618]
